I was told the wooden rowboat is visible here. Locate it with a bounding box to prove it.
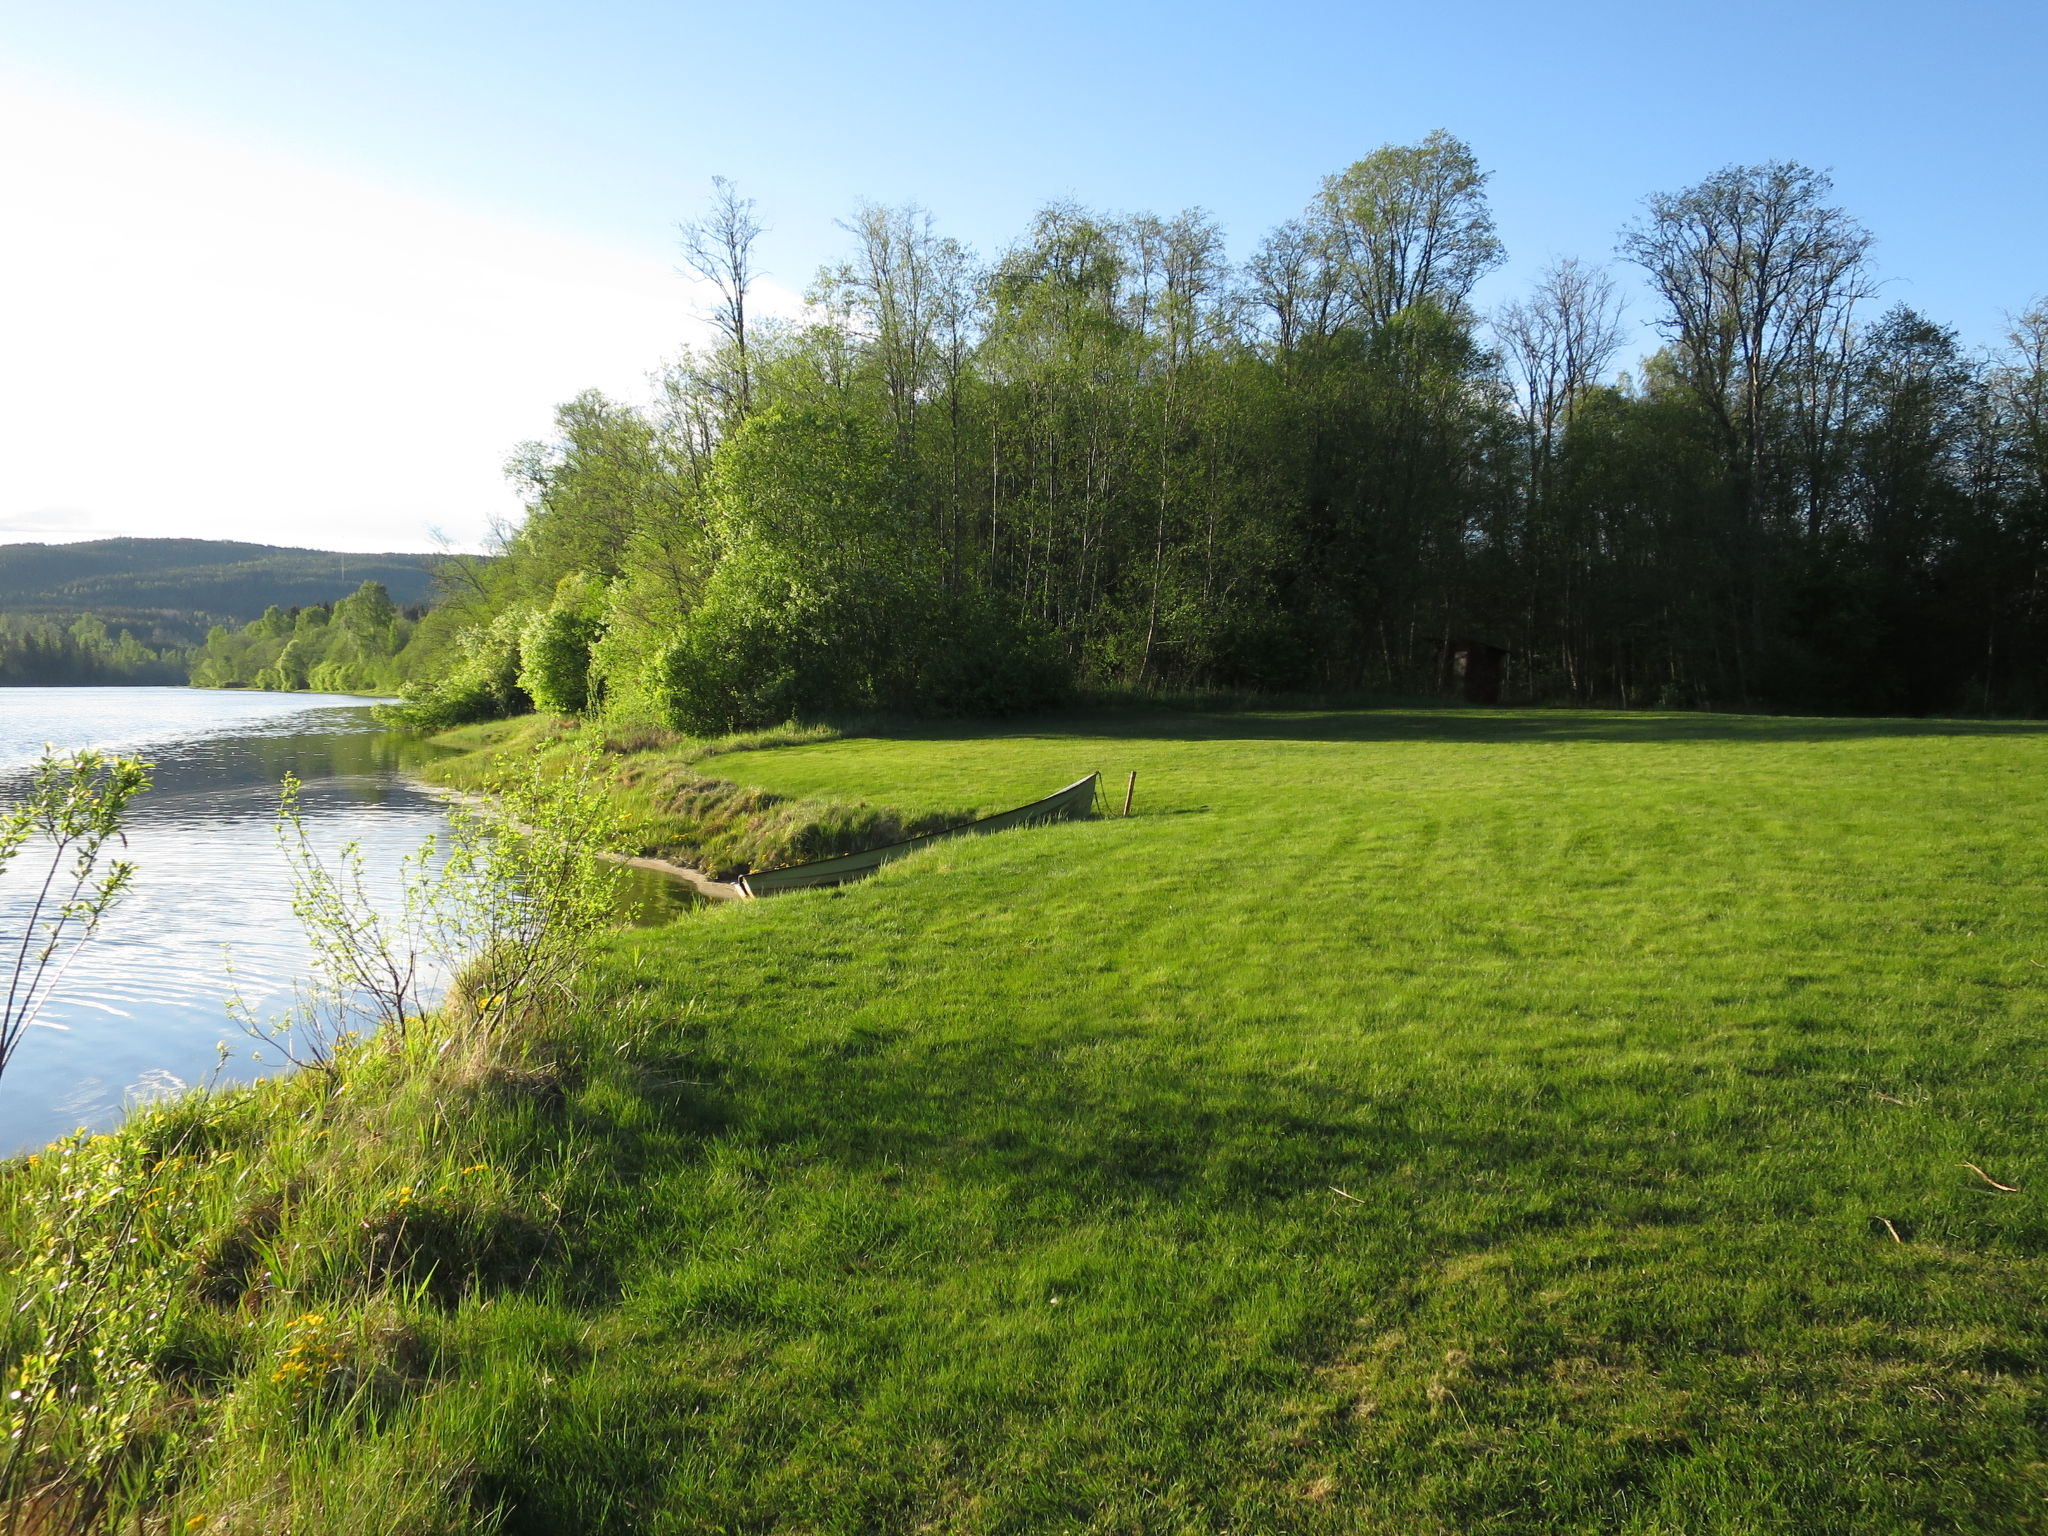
[736,772,1099,898]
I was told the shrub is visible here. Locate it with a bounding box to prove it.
[377,611,532,733]
[519,608,601,716]
[654,581,1070,734]
[653,588,832,736]
[915,593,1072,717]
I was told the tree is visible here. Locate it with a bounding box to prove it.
[678,176,767,424]
[818,201,943,447]
[1983,301,2048,707]
[1621,162,1876,514]
[503,392,675,595]
[333,580,398,643]
[1620,162,1877,693]
[1316,130,1504,331]
[1995,301,2048,509]
[1244,217,1348,353]
[1496,257,1627,462]
[376,148,2048,722]
[1492,257,1629,696]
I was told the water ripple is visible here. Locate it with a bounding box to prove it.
[0,688,454,1152]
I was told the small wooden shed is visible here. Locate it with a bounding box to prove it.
[1444,636,1508,705]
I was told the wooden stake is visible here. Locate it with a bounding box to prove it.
[1122,771,1137,817]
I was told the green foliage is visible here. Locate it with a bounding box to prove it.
[437,730,630,1024]
[518,592,603,716]
[0,730,623,1532]
[653,592,812,735]
[1316,127,1504,327]
[0,613,188,685]
[253,728,624,1065]
[375,609,531,731]
[913,589,1074,716]
[247,772,446,1066]
[393,144,2048,728]
[652,580,1071,734]
[502,392,705,605]
[190,580,413,694]
[0,749,152,1084]
[647,406,1072,733]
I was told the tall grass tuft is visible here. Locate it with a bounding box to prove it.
[1,735,624,1534]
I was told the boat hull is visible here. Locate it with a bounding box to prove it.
[736,772,1100,897]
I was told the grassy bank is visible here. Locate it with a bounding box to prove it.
[0,1006,597,1529]
[11,706,2048,1531]
[419,717,979,881]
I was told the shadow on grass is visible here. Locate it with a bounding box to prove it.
[497,909,2048,1531]
[843,705,2048,749]
[564,986,1614,1239]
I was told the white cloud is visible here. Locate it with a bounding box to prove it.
[0,85,772,552]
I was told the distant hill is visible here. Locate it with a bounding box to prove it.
[0,538,450,637]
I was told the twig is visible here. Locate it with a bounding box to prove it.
[1329,1186,1365,1204]
[1879,1217,1905,1244]
[1873,1092,1907,1104]
[1962,1162,2020,1193]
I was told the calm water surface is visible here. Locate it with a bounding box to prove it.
[0,688,692,1154]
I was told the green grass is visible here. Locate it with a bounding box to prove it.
[487,707,2048,1531]
[419,717,976,879]
[14,705,2048,1532]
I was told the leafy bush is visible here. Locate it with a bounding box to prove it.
[377,610,532,733]
[654,591,827,736]
[1,750,151,1087]
[914,592,1072,717]
[653,572,1070,735]
[519,607,601,715]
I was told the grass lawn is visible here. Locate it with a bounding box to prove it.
[493,707,2048,1532]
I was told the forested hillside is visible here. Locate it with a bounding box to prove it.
[0,614,189,685]
[388,138,2048,730]
[0,538,443,626]
[0,538,449,686]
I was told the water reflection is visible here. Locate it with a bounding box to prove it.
[0,688,693,1153]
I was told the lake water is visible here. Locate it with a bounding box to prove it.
[0,687,690,1154]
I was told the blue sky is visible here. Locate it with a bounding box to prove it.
[5,0,2043,549]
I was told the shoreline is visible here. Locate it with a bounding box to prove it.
[423,777,748,902]
[597,847,745,902]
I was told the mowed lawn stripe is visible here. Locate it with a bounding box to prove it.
[519,710,2048,1532]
